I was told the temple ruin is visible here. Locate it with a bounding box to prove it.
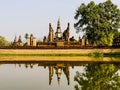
[43,18,70,46]
[13,35,23,46]
[12,18,120,47]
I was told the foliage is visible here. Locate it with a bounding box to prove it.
[74,0,120,46]
[74,64,120,90]
[88,52,103,57]
[25,33,29,39]
[0,52,119,57]
[0,36,10,46]
[37,40,43,43]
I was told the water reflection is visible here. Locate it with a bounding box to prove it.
[74,63,120,90]
[48,64,70,85]
[14,61,84,86]
[0,61,120,90]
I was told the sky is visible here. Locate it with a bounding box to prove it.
[0,0,120,42]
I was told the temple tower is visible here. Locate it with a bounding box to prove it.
[66,23,70,42]
[13,35,17,46]
[48,23,54,42]
[32,37,36,46]
[63,22,70,43]
[18,35,22,42]
[55,18,62,40]
[17,35,23,46]
[30,34,33,46]
[26,34,36,46]
[26,37,30,46]
[14,35,17,43]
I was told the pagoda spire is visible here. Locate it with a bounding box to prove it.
[57,17,61,32]
[55,17,62,39]
[57,17,60,28]
[14,35,17,42]
[18,35,22,42]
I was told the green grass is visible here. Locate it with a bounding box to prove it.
[0,53,87,57]
[0,52,120,57]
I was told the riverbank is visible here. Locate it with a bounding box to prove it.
[0,49,120,62]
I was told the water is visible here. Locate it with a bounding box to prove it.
[0,61,119,90]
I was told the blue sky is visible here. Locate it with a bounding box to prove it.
[0,0,120,41]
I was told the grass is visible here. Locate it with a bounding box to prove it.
[0,53,88,57]
[0,52,119,57]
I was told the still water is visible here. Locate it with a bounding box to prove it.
[0,61,120,90]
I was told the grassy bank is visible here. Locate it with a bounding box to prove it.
[0,49,119,61]
[0,52,120,57]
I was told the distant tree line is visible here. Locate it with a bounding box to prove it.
[0,36,10,46]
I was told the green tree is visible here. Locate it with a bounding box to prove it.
[0,36,10,46]
[74,0,120,46]
[30,34,33,37]
[37,40,42,43]
[74,64,120,90]
[24,33,29,39]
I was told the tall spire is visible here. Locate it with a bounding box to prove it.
[18,35,22,42]
[57,17,60,29]
[48,23,54,42]
[57,17,61,32]
[14,35,17,42]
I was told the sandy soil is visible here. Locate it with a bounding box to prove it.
[0,49,120,54]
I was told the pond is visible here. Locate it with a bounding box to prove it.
[0,61,120,90]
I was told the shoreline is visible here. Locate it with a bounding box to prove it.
[0,48,120,53]
[0,49,120,62]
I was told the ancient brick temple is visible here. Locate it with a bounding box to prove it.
[13,34,37,47]
[43,18,70,44]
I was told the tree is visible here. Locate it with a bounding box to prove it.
[74,0,120,46]
[30,34,33,37]
[24,33,29,39]
[0,36,10,46]
[74,64,120,90]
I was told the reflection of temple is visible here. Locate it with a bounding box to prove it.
[48,64,70,85]
[11,61,85,85]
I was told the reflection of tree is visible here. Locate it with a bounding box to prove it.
[74,64,120,90]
